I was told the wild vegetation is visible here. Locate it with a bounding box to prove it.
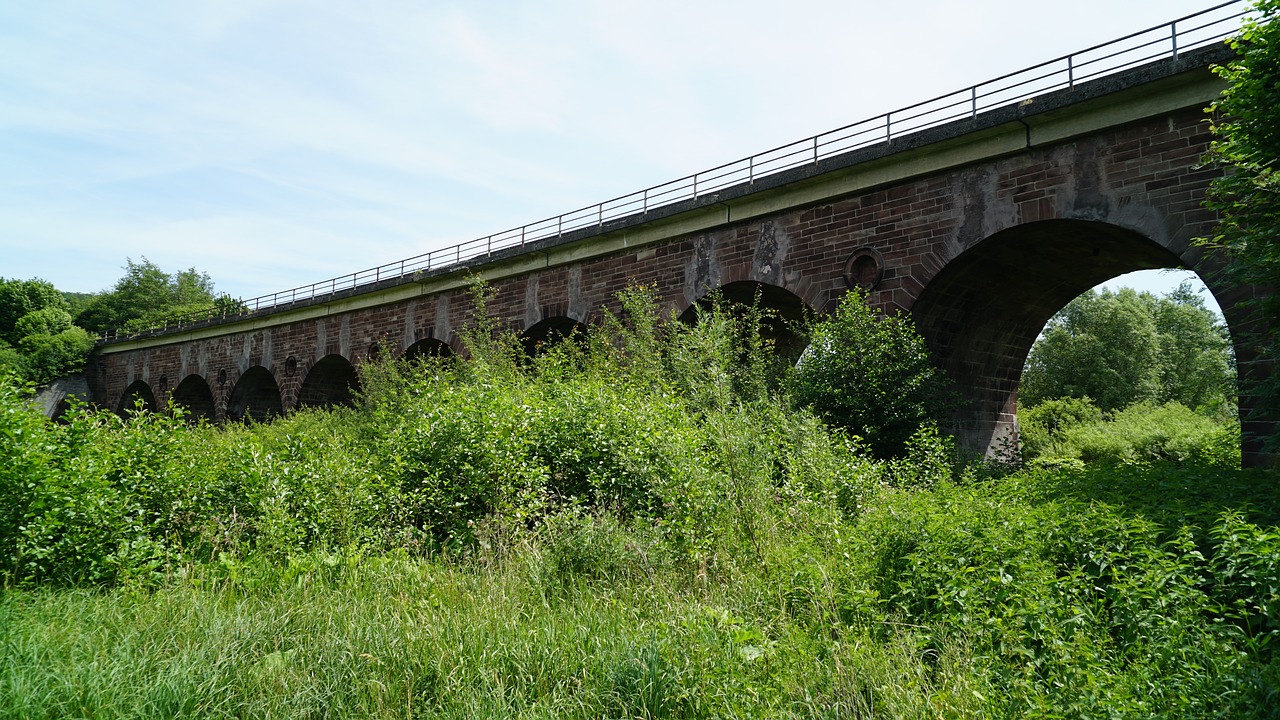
[1201,0,1280,443]
[0,259,242,386]
[1,285,1274,718]
[1017,282,1240,470]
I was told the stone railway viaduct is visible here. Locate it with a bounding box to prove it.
[88,42,1273,460]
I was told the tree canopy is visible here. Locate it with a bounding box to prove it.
[786,290,956,458]
[1020,284,1235,415]
[1201,0,1280,432]
[1,260,236,386]
[74,258,223,334]
[0,278,67,346]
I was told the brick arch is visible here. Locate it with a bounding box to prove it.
[911,218,1208,456]
[170,374,215,422]
[520,316,588,357]
[679,280,812,359]
[403,337,454,361]
[226,366,283,422]
[298,354,360,410]
[118,380,156,415]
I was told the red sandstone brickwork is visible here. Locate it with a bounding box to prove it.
[95,105,1250,454]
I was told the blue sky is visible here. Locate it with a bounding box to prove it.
[0,0,1233,313]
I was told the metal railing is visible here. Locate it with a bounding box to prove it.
[103,0,1251,342]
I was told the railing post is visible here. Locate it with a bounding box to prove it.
[813,136,819,163]
[971,86,977,118]
[749,156,754,184]
[885,112,891,141]
[642,190,648,213]
[598,204,604,225]
[692,174,698,198]
[1068,55,1074,88]
[521,226,526,246]
[1171,21,1178,61]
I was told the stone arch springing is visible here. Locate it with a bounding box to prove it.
[118,380,156,415]
[169,374,215,422]
[679,280,812,360]
[909,218,1252,458]
[520,316,588,358]
[226,366,283,422]
[298,354,361,409]
[403,338,454,362]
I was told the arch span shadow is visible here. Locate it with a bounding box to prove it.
[912,219,1193,456]
[118,380,156,416]
[680,280,811,360]
[298,354,361,409]
[226,366,283,422]
[403,337,454,362]
[169,374,215,422]
[520,317,588,358]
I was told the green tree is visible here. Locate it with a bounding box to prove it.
[13,307,74,340]
[785,290,955,458]
[1021,286,1234,414]
[1154,283,1236,415]
[1200,0,1280,433]
[17,327,96,385]
[0,278,67,345]
[75,258,220,334]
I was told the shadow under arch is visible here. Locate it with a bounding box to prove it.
[403,337,454,362]
[298,354,361,409]
[226,366,283,422]
[679,280,811,360]
[520,316,588,358]
[912,219,1196,456]
[169,374,215,422]
[118,380,156,416]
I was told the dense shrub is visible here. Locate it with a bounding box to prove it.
[1019,395,1104,460]
[785,289,956,458]
[1022,399,1241,468]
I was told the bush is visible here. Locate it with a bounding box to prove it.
[16,326,95,384]
[786,289,955,458]
[1028,401,1241,468]
[1019,396,1104,459]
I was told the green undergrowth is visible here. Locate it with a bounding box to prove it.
[4,466,1279,718]
[2,286,1279,717]
[1020,396,1241,469]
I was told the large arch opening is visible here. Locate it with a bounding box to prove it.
[911,219,1206,456]
[117,380,156,416]
[226,366,283,423]
[403,338,454,362]
[169,374,216,422]
[298,354,361,409]
[679,280,811,360]
[520,317,588,358]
